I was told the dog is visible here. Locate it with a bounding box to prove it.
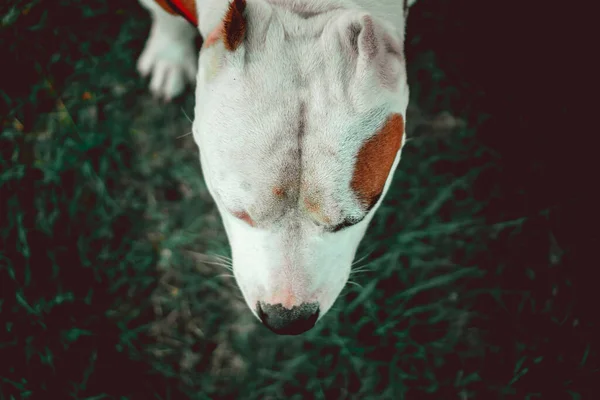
[137,0,417,335]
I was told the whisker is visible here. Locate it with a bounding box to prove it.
[186,250,231,263]
[181,107,193,124]
[209,260,233,270]
[352,250,374,267]
[198,258,230,267]
[353,248,389,271]
[204,256,232,265]
[211,254,233,264]
[176,131,193,139]
[351,265,374,272]
[351,259,378,272]
[350,268,374,277]
[347,280,363,290]
[185,250,233,270]
[201,260,234,270]
[215,273,236,279]
[351,243,385,267]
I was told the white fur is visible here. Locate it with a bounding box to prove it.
[138,0,417,325]
[138,0,198,100]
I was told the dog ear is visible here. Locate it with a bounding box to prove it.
[222,0,248,51]
[203,0,248,51]
[154,0,198,26]
[341,15,403,89]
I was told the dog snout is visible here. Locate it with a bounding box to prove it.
[256,301,319,335]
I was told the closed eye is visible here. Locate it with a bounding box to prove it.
[326,193,382,233]
[327,216,365,233]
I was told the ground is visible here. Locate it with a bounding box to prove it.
[1,0,598,399]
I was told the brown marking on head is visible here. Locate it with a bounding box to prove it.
[304,197,332,225]
[154,0,198,26]
[304,197,320,214]
[222,0,248,51]
[273,187,286,198]
[351,113,405,209]
[233,210,255,227]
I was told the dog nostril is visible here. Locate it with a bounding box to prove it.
[256,301,319,335]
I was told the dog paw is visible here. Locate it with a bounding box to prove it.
[137,35,197,102]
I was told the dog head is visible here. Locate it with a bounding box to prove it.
[192,0,409,334]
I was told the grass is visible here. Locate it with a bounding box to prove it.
[1,0,598,399]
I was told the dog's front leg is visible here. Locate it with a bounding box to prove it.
[137,0,198,101]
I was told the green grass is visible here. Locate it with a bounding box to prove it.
[1,0,597,399]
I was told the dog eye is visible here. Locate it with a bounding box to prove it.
[232,211,255,227]
[328,193,382,232]
[327,216,364,233]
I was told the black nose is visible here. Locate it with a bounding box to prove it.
[256,302,319,335]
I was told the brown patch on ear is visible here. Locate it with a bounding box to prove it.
[154,0,198,26]
[222,0,248,51]
[351,113,405,209]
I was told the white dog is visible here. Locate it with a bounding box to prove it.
[138,0,417,335]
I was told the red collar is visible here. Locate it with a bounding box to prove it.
[165,0,198,26]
